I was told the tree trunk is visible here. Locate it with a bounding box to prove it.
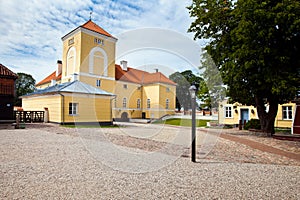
[255,96,278,136]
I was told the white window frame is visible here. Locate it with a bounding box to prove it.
[166,99,169,109]
[69,103,78,115]
[225,106,233,118]
[147,99,151,109]
[122,97,127,108]
[137,99,141,109]
[282,106,293,120]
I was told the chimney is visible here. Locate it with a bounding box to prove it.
[120,60,128,71]
[155,68,159,73]
[51,79,56,86]
[71,73,79,82]
[56,60,62,77]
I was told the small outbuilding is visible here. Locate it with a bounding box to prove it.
[0,64,18,122]
[21,80,115,125]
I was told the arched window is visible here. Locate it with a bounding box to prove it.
[122,97,127,108]
[166,99,169,109]
[89,47,108,76]
[66,47,76,76]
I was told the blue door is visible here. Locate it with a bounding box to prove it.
[240,109,249,123]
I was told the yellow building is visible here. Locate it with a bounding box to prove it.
[22,20,176,124]
[218,99,297,129]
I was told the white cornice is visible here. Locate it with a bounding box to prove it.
[61,27,118,43]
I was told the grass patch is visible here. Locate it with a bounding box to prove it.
[275,127,291,134]
[60,124,119,128]
[154,118,215,127]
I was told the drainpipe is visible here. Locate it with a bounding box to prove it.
[58,93,65,125]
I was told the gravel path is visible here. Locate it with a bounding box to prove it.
[1,124,300,199]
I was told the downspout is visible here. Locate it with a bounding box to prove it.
[58,93,65,125]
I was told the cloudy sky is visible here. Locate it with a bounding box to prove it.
[0,0,205,82]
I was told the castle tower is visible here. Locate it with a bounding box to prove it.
[61,20,118,92]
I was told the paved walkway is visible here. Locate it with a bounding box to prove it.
[219,132,300,161]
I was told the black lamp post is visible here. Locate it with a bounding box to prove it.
[189,84,197,162]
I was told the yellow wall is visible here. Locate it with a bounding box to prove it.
[219,100,296,128]
[275,102,296,128]
[61,30,116,85]
[22,95,61,123]
[63,94,112,123]
[22,93,113,124]
[79,75,115,93]
[113,81,142,119]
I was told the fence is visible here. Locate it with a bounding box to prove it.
[14,111,44,123]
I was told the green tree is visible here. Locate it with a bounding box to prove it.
[15,73,36,106]
[169,70,203,112]
[199,51,226,110]
[188,0,300,135]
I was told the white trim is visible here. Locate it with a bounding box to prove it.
[89,46,108,76]
[282,105,293,120]
[61,27,118,43]
[224,105,233,118]
[78,72,115,81]
[61,28,81,41]
[62,93,114,99]
[292,105,298,135]
[66,46,76,76]
[81,28,117,43]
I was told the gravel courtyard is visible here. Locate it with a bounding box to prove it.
[1,123,299,199]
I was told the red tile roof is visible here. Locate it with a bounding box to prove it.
[115,64,176,85]
[36,71,62,86]
[80,20,114,38]
[37,65,175,87]
[0,64,18,79]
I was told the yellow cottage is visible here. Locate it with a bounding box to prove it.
[218,99,297,130]
[22,20,176,124]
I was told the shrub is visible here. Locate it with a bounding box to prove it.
[244,119,261,130]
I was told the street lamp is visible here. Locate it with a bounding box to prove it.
[189,84,197,162]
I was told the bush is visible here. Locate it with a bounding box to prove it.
[244,119,261,130]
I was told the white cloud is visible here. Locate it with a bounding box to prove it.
[0,0,203,82]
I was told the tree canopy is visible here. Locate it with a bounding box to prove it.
[15,73,36,106]
[188,0,300,135]
[169,70,203,111]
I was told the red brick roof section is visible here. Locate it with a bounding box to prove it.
[115,64,176,85]
[36,71,62,86]
[81,20,115,39]
[0,64,18,79]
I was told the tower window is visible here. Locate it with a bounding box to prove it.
[96,79,101,87]
[68,38,74,45]
[123,84,128,89]
[94,38,104,45]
